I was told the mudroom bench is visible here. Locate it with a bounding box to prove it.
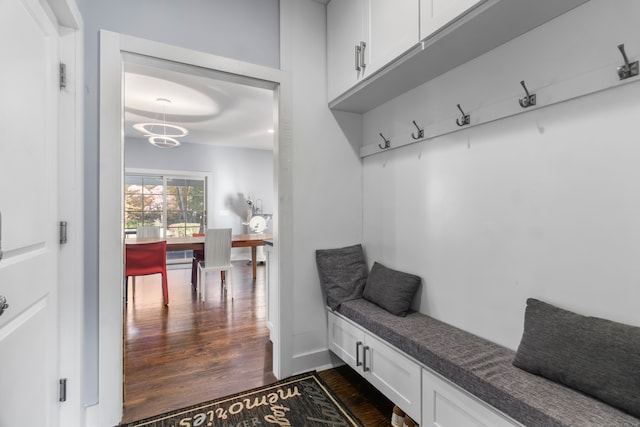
[328,298,640,427]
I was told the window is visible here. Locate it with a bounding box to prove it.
[165,177,206,237]
[125,173,207,238]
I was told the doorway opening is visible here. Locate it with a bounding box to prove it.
[121,54,276,418]
[98,30,292,424]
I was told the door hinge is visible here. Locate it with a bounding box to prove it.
[60,221,68,245]
[59,378,67,402]
[59,62,66,89]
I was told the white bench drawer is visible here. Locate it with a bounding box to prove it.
[422,368,523,427]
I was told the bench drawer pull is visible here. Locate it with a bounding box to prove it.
[363,345,370,372]
[356,341,363,367]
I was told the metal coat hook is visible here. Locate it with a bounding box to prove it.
[617,44,638,80]
[456,104,470,127]
[378,133,391,149]
[518,80,536,108]
[411,120,424,140]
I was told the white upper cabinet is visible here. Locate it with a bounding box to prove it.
[368,0,420,74]
[327,0,368,101]
[328,0,420,101]
[420,0,486,40]
[328,0,590,112]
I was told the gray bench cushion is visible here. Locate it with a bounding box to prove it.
[316,244,368,310]
[363,262,421,316]
[337,298,640,427]
[513,298,640,419]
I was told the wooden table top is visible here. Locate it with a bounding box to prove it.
[125,233,273,251]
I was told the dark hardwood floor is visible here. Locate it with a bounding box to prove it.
[318,365,395,427]
[121,260,392,425]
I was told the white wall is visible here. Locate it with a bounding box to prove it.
[77,0,279,405]
[362,0,640,350]
[284,0,364,373]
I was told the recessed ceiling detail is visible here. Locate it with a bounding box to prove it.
[124,63,276,151]
[125,74,221,118]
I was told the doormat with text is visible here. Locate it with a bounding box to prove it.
[120,371,363,427]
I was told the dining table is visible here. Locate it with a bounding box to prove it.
[126,233,273,280]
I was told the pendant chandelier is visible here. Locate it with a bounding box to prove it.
[133,98,188,148]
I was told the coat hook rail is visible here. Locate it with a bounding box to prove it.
[362,49,640,158]
[518,80,536,108]
[411,120,424,140]
[456,104,470,127]
[617,44,638,80]
[378,132,391,149]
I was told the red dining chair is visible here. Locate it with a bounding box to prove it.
[125,241,169,305]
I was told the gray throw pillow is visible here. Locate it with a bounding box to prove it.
[362,262,421,317]
[315,244,368,310]
[513,298,640,418]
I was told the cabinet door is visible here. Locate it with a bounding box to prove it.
[422,368,522,427]
[364,333,422,424]
[328,312,366,370]
[368,0,420,73]
[327,0,367,100]
[420,0,486,40]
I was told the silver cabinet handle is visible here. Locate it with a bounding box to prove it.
[356,341,363,366]
[354,44,361,71]
[363,345,370,372]
[0,296,8,317]
[359,41,367,69]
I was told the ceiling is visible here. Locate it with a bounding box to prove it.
[123,55,276,151]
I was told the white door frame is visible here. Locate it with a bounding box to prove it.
[57,10,85,427]
[98,30,293,426]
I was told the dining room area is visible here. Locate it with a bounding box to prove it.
[121,165,276,423]
[120,54,279,423]
[121,170,276,422]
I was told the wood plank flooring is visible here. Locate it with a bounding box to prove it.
[121,261,393,425]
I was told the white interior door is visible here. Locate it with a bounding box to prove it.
[0,0,60,425]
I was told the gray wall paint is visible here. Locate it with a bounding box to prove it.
[76,0,279,404]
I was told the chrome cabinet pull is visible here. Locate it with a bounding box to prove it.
[356,341,363,366]
[363,345,370,372]
[359,41,367,69]
[355,44,361,71]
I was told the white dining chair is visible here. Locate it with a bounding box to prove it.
[197,228,233,302]
[136,225,161,238]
